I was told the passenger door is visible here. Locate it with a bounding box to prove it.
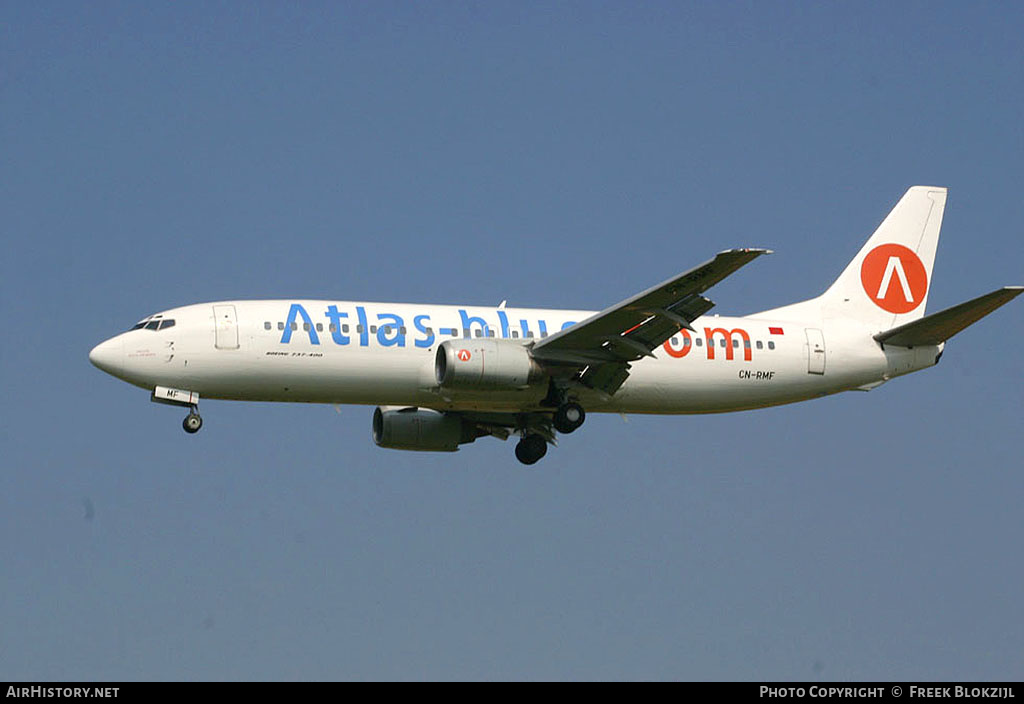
[213,304,239,350]
[805,328,825,374]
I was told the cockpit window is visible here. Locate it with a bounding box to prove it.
[130,317,176,331]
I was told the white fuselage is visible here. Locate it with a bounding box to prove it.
[89,299,941,414]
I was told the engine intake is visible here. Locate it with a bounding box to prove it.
[372,407,478,452]
[434,339,541,390]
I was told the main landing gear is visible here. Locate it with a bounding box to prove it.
[553,401,585,434]
[542,380,587,436]
[510,382,589,464]
[515,433,548,465]
[512,398,587,466]
[182,408,203,434]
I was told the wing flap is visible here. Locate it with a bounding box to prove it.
[874,286,1023,347]
[578,362,632,396]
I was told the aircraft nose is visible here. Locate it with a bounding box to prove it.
[89,337,123,375]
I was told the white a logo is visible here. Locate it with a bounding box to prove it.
[860,243,927,314]
[876,256,915,303]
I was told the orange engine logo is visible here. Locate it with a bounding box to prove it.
[456,349,471,362]
[860,243,927,314]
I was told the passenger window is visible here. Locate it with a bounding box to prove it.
[720,339,726,348]
[316,323,323,332]
[400,326,407,335]
[291,322,298,331]
[486,329,495,337]
[159,319,175,330]
[278,322,284,330]
[474,330,483,338]
[342,325,349,333]
[264,322,271,330]
[145,320,159,330]
[370,325,377,333]
[696,338,703,346]
[463,329,471,338]
[526,331,534,338]
[756,341,763,349]
[683,337,690,346]
[303,323,310,331]
[356,325,364,333]
[732,339,739,348]
[512,331,519,338]
[382,325,391,334]
[329,324,336,332]
[671,337,678,345]
[768,341,775,350]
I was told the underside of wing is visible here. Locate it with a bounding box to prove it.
[531,248,771,394]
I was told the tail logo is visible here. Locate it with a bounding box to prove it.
[860,243,928,314]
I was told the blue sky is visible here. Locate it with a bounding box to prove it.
[2,2,1021,680]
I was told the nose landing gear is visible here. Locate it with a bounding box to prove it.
[151,386,204,435]
[182,409,203,434]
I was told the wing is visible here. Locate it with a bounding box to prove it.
[531,248,771,394]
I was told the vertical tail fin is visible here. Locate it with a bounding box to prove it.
[820,186,947,330]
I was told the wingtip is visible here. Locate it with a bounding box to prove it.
[719,247,773,256]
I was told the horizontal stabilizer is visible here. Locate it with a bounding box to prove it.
[874,286,1023,347]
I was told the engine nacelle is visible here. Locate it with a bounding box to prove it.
[434,339,542,390]
[372,406,477,452]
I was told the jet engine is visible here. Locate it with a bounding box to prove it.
[372,406,479,452]
[434,339,542,390]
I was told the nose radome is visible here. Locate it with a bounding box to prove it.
[89,337,123,375]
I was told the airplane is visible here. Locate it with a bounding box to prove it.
[89,186,1021,465]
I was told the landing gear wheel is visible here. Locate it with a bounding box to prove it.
[553,401,585,434]
[515,434,548,465]
[183,412,203,434]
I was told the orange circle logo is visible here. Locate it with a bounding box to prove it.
[456,349,471,362]
[860,244,927,314]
